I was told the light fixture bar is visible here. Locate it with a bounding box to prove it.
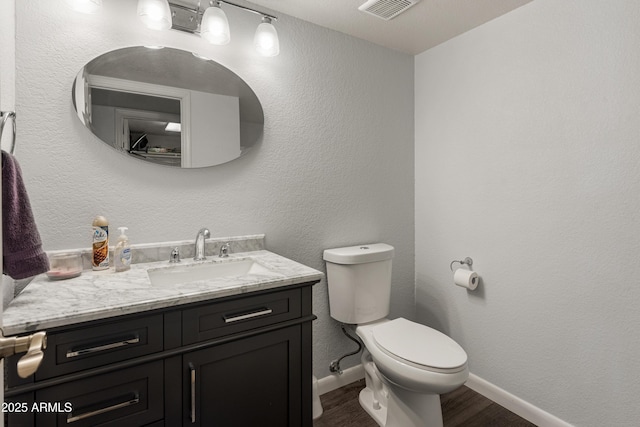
[168,3,203,33]
[167,1,277,35]
[217,0,277,22]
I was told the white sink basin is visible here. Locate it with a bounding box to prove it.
[147,258,279,286]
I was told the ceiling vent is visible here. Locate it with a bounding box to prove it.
[358,0,421,20]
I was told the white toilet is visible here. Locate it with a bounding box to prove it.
[324,243,469,427]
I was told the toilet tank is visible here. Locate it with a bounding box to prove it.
[323,243,394,324]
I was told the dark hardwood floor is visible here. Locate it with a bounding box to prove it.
[314,379,537,427]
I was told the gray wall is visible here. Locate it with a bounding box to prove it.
[415,1,640,425]
[15,0,415,378]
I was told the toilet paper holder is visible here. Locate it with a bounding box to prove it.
[449,257,473,271]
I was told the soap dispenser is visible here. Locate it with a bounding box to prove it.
[114,227,132,272]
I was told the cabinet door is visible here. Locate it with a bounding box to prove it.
[184,326,303,427]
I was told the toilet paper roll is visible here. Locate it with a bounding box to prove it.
[454,268,479,290]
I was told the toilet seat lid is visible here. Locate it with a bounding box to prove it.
[372,318,467,371]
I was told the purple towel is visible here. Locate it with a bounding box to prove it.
[2,150,49,279]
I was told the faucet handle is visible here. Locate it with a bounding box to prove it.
[170,247,181,263]
[219,242,231,258]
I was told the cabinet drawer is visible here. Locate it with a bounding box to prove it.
[183,288,301,344]
[35,360,163,427]
[36,314,163,380]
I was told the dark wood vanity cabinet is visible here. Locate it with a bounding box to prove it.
[4,282,317,427]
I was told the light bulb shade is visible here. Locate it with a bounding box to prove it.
[137,0,172,31]
[64,0,102,14]
[254,20,280,57]
[201,6,231,45]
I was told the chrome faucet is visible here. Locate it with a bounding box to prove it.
[194,228,210,261]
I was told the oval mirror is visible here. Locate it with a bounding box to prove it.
[72,46,263,168]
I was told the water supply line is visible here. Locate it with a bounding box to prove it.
[329,324,363,375]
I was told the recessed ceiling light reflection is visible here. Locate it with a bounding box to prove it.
[165,122,182,132]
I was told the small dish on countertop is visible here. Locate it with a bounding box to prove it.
[47,252,83,280]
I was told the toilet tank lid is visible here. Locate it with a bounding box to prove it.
[323,243,394,264]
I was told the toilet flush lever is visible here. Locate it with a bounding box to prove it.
[0,331,47,378]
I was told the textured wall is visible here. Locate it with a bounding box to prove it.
[14,0,415,378]
[0,0,15,119]
[415,1,640,425]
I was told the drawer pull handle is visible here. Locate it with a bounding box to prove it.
[66,395,140,423]
[223,308,273,323]
[189,363,196,423]
[66,336,140,358]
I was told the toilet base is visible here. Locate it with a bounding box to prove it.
[360,384,444,427]
[359,387,386,426]
[386,385,443,427]
[359,349,445,427]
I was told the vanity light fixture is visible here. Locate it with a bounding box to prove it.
[254,16,279,57]
[64,0,103,14]
[137,0,280,56]
[200,1,231,45]
[137,0,173,31]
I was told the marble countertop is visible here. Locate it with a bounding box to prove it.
[2,250,323,336]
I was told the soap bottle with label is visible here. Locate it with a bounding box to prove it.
[92,215,109,270]
[114,227,132,272]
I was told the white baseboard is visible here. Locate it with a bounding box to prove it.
[317,364,365,396]
[316,366,573,427]
[465,373,573,427]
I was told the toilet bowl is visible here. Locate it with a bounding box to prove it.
[323,244,469,427]
[355,318,468,427]
[358,318,468,393]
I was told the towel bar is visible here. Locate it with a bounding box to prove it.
[0,111,17,154]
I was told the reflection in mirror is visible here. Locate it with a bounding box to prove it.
[72,46,264,168]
